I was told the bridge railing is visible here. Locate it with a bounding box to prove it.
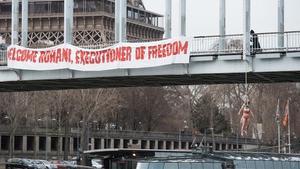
[0,50,7,65]
[191,31,300,56]
[191,34,243,55]
[1,31,300,65]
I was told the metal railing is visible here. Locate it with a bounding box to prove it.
[1,31,300,66]
[0,50,7,65]
[191,31,300,55]
[191,34,243,55]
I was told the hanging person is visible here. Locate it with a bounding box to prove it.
[238,99,254,136]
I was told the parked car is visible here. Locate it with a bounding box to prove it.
[29,160,47,169]
[91,159,103,169]
[50,160,75,169]
[6,158,37,169]
[36,160,57,169]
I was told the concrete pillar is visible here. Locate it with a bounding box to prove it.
[64,0,74,44]
[115,0,127,42]
[243,0,251,60]
[165,0,172,38]
[120,139,124,149]
[101,138,105,149]
[162,141,166,149]
[90,138,95,150]
[69,137,74,154]
[185,141,189,149]
[21,0,28,47]
[46,137,51,152]
[22,136,27,152]
[179,0,186,36]
[138,140,142,149]
[110,139,114,148]
[146,140,150,149]
[278,0,284,48]
[35,136,39,153]
[154,140,158,149]
[170,141,174,150]
[219,0,226,52]
[59,137,63,153]
[45,136,50,160]
[178,141,182,150]
[11,0,19,45]
[0,136,1,151]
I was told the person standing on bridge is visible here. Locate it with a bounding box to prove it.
[238,99,254,136]
[250,30,262,54]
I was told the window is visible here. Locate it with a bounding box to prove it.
[148,163,164,169]
[136,163,149,169]
[164,163,178,169]
[179,163,191,169]
[191,163,203,169]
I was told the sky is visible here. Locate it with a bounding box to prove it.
[143,0,300,37]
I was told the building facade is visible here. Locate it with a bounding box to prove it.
[0,0,164,47]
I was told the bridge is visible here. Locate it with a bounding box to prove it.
[0,0,299,91]
[0,125,261,160]
[0,31,300,91]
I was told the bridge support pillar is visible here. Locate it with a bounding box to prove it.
[165,0,172,38]
[11,0,19,45]
[243,0,251,60]
[178,141,182,150]
[21,0,28,47]
[185,141,189,149]
[64,0,74,44]
[22,136,27,152]
[278,0,284,48]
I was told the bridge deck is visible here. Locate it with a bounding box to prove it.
[0,31,300,91]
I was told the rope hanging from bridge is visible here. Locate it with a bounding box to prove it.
[238,59,252,137]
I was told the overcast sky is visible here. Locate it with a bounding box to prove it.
[143,0,300,37]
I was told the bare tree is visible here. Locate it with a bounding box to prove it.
[0,92,30,157]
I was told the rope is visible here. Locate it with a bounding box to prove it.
[244,59,249,104]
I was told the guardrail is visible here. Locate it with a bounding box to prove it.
[191,31,300,55]
[0,125,257,145]
[1,31,300,66]
[0,50,7,65]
